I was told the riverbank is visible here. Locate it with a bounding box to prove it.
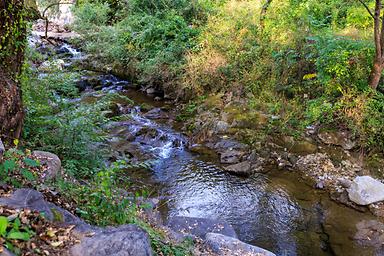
[11,17,384,256]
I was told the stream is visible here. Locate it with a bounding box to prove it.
[31,37,380,256]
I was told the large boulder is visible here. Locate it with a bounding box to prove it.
[69,225,152,256]
[167,216,237,239]
[205,233,276,256]
[348,176,384,205]
[32,151,61,180]
[0,189,92,233]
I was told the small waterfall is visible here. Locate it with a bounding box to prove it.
[128,106,186,159]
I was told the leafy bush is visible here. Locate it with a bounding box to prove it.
[21,57,110,178]
[314,36,374,94]
[0,148,40,188]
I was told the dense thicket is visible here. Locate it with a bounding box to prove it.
[73,0,384,150]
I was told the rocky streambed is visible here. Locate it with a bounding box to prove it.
[15,31,384,256]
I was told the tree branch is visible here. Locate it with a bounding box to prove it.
[42,1,74,39]
[358,0,376,19]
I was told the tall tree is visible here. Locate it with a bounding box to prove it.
[0,0,27,144]
[359,0,384,90]
[260,0,272,32]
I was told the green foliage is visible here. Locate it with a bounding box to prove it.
[0,149,39,187]
[0,216,34,254]
[313,36,374,94]
[73,0,220,87]
[20,53,115,178]
[56,160,141,226]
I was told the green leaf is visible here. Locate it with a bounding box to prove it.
[0,216,8,236]
[21,169,36,181]
[14,218,21,230]
[7,231,31,241]
[3,160,16,172]
[23,158,39,167]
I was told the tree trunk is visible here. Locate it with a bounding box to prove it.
[260,0,273,32]
[369,60,383,90]
[0,0,26,144]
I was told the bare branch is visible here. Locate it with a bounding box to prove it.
[42,1,73,18]
[42,1,74,39]
[358,0,376,19]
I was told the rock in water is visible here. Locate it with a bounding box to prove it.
[70,225,152,256]
[205,233,276,256]
[220,150,245,164]
[224,161,252,176]
[167,216,237,239]
[348,176,384,205]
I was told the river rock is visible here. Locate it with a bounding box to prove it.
[144,108,168,119]
[189,144,217,157]
[146,88,156,94]
[354,220,384,249]
[32,151,61,180]
[318,131,356,150]
[213,139,249,152]
[214,121,229,134]
[220,150,245,164]
[224,161,252,176]
[167,216,237,239]
[39,59,65,71]
[204,233,276,256]
[348,176,384,205]
[69,224,152,256]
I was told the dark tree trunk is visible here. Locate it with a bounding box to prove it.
[369,61,383,90]
[0,0,26,144]
[260,0,273,32]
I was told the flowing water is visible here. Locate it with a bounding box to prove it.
[40,41,381,256]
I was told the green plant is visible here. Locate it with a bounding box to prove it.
[0,216,35,254]
[0,148,39,188]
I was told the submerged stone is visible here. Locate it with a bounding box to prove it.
[167,216,237,239]
[205,233,276,256]
[224,161,252,176]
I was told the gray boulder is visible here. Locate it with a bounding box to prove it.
[0,189,93,232]
[70,224,152,256]
[32,151,61,180]
[348,176,384,205]
[167,216,237,239]
[224,161,252,176]
[205,233,276,256]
